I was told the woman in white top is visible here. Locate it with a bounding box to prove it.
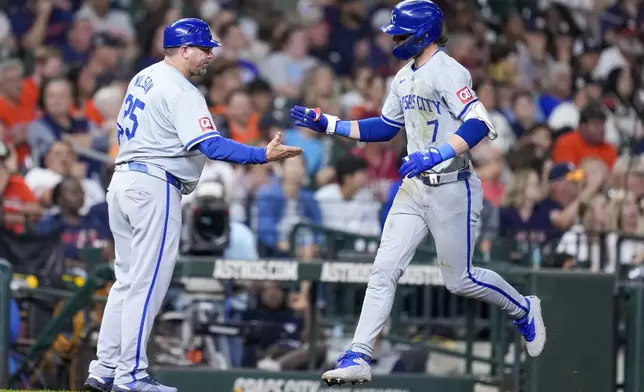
[557,192,610,271]
[605,189,644,274]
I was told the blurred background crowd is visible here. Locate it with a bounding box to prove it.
[1,0,644,382]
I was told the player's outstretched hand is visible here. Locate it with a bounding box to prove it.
[399,148,443,178]
[266,132,303,162]
[289,105,336,134]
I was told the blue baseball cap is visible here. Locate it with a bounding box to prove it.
[548,162,584,182]
[525,15,546,34]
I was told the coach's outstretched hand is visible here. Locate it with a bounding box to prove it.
[289,105,336,134]
[266,132,303,162]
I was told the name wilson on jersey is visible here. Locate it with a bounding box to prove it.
[133,73,155,94]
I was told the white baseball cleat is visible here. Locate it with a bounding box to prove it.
[322,350,372,386]
[513,295,546,357]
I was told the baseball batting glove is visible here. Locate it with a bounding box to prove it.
[289,105,340,134]
[399,148,444,178]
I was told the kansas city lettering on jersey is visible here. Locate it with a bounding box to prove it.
[133,74,154,94]
[401,94,442,114]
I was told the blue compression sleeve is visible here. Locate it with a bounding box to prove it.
[455,119,488,149]
[336,117,400,142]
[197,136,267,164]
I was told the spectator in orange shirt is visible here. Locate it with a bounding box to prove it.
[551,102,618,169]
[0,59,39,166]
[7,47,66,122]
[0,140,40,233]
[225,89,261,145]
[207,60,243,116]
[246,78,274,117]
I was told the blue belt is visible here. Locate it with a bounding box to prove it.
[418,170,471,186]
[119,162,182,191]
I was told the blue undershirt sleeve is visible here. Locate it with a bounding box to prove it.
[454,118,488,149]
[336,117,400,142]
[197,136,267,164]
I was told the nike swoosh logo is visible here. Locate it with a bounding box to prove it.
[400,79,405,84]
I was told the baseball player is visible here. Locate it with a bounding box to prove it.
[82,18,302,392]
[290,0,546,386]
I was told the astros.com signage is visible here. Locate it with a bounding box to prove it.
[212,260,300,281]
[212,260,444,286]
[320,262,444,286]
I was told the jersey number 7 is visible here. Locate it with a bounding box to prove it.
[427,119,439,142]
[117,94,146,144]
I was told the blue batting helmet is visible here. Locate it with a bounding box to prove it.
[163,18,222,49]
[380,0,444,60]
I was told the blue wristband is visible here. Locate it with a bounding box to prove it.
[436,143,456,160]
[336,121,351,137]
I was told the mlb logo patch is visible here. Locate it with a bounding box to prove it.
[199,116,215,132]
[456,86,475,104]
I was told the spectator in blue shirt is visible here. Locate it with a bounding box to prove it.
[36,176,112,268]
[28,76,108,178]
[255,154,322,258]
[499,168,550,246]
[57,15,94,70]
[599,0,644,45]
[282,126,325,181]
[534,162,602,243]
[86,200,109,236]
[510,91,538,139]
[500,162,602,252]
[323,0,373,77]
[241,281,304,369]
[537,62,573,120]
[10,0,75,50]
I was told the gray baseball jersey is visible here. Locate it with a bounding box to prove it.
[115,61,220,194]
[89,61,221,384]
[349,50,530,359]
[381,50,478,173]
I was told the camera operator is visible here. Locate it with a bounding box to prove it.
[181,178,258,260]
[180,178,259,367]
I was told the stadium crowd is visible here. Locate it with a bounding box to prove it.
[0,0,644,378]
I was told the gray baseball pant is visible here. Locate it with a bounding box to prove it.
[351,175,528,357]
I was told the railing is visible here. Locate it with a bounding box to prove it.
[2,226,644,391]
[0,259,11,388]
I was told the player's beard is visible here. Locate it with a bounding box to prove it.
[191,61,208,77]
[191,66,207,77]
